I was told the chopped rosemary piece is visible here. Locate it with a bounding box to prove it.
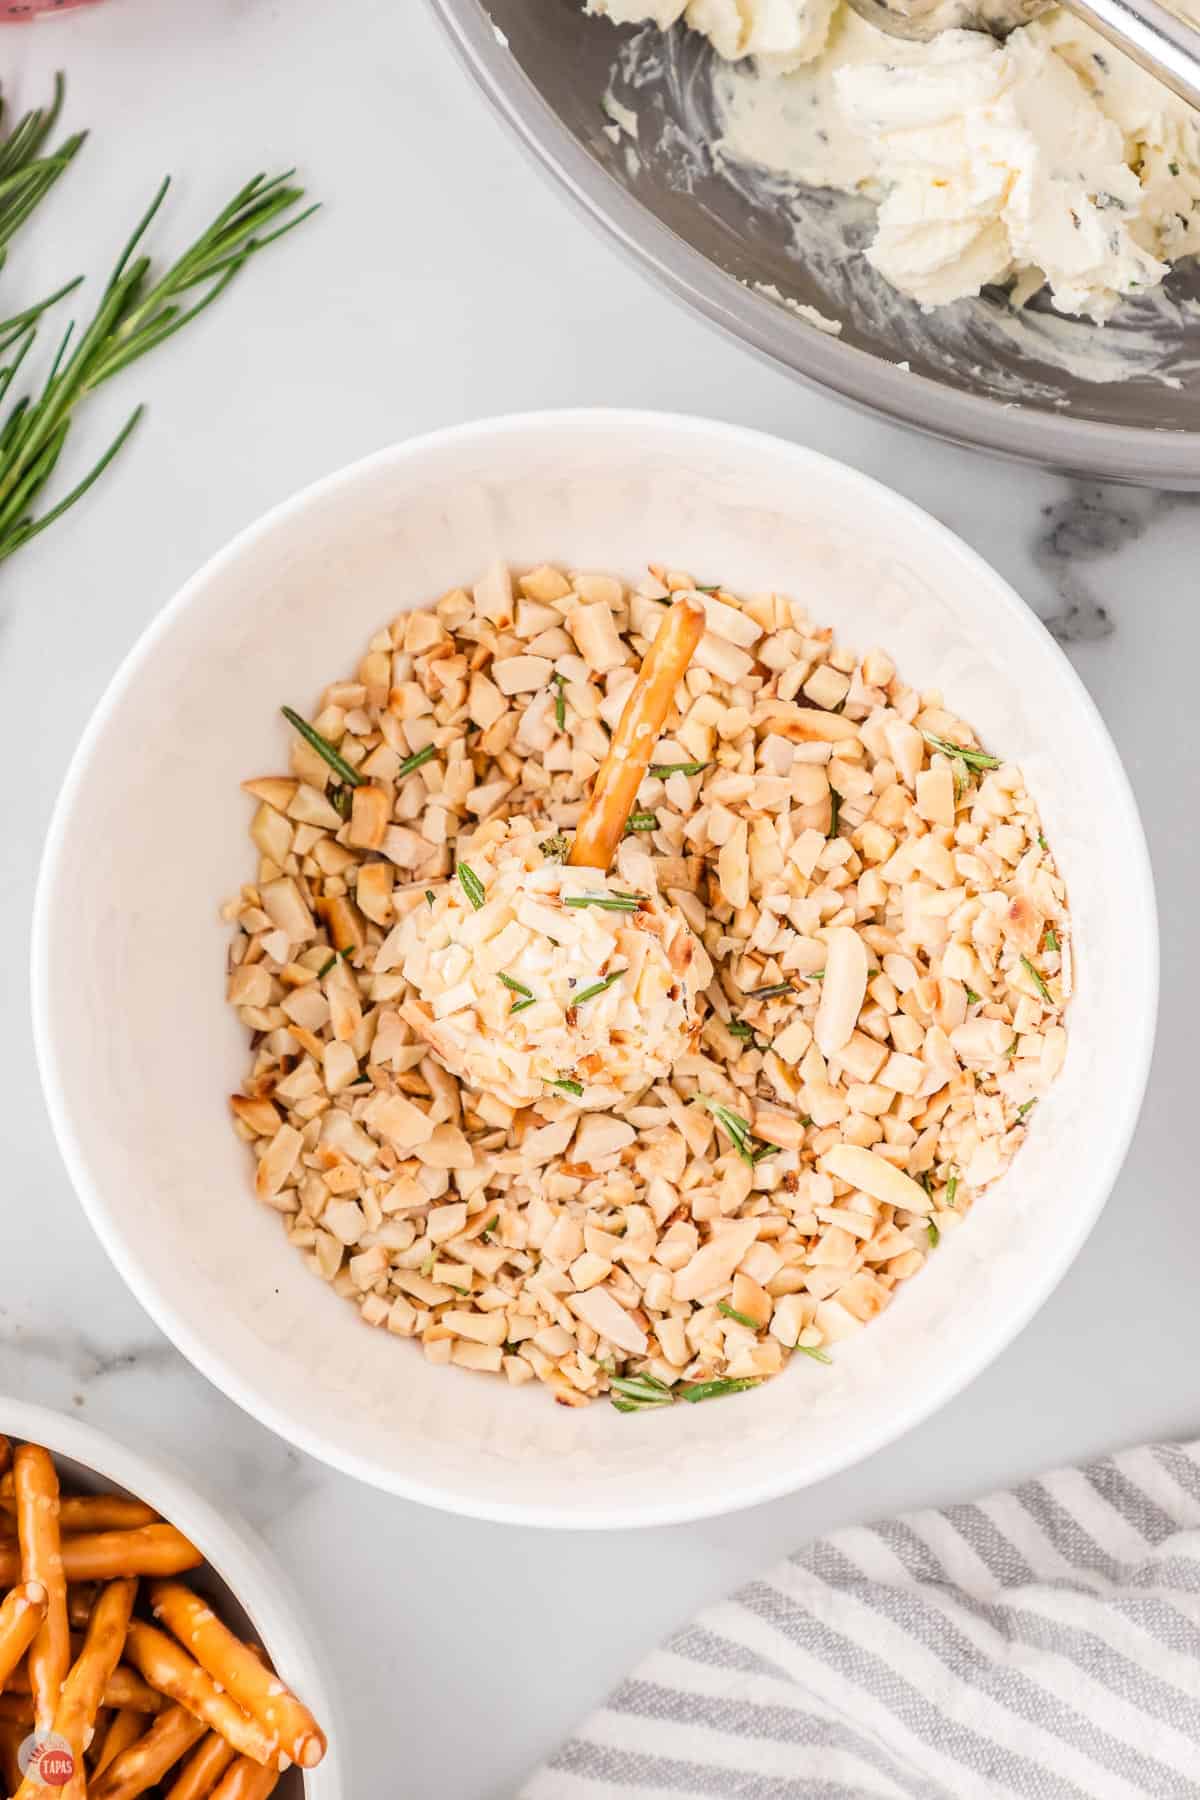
[610,1373,674,1412]
[281,707,363,788]
[1020,953,1052,1002]
[1044,926,1060,953]
[679,1378,760,1403]
[927,1220,940,1248]
[1038,832,1049,851]
[329,784,352,820]
[827,787,842,839]
[696,583,721,594]
[695,1095,777,1168]
[964,986,981,1005]
[499,973,535,999]
[625,811,658,833]
[796,1343,833,1365]
[573,969,624,1007]
[946,1172,959,1207]
[718,1302,760,1330]
[1007,1036,1019,1059]
[727,1019,760,1044]
[550,1077,583,1097]
[1017,1097,1038,1119]
[457,863,486,910]
[482,1214,500,1238]
[921,731,1001,771]
[746,982,794,1001]
[510,998,536,1014]
[540,833,570,862]
[553,672,566,731]
[396,744,436,778]
[425,890,436,907]
[564,893,640,912]
[648,760,709,778]
[316,954,336,979]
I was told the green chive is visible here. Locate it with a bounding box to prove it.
[457,863,486,910]
[1020,954,1052,1002]
[718,1302,760,1331]
[648,760,709,778]
[553,673,566,732]
[610,1373,674,1412]
[795,1343,832,1365]
[281,707,364,788]
[827,787,842,839]
[396,744,437,779]
[551,1078,584,1097]
[921,730,1001,771]
[1044,926,1060,953]
[564,893,640,912]
[745,982,794,1001]
[573,970,624,1008]
[499,973,535,999]
[946,1173,959,1208]
[624,811,658,833]
[927,1220,940,1248]
[1017,1098,1038,1119]
[425,890,436,907]
[679,1378,760,1403]
[965,986,982,1005]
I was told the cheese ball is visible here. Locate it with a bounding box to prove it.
[398,817,711,1110]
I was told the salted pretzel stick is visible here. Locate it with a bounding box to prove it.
[569,596,706,871]
[92,1703,208,1800]
[1,1495,159,1533]
[150,1582,325,1769]
[123,1623,278,1766]
[94,1707,146,1777]
[17,1577,137,1800]
[14,1445,69,1732]
[164,1731,237,1800]
[210,1756,280,1800]
[0,1524,202,1586]
[0,1581,47,1692]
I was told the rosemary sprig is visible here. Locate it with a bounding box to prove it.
[0,76,86,281]
[679,1378,760,1403]
[946,1172,959,1207]
[718,1301,760,1330]
[927,1220,940,1248]
[1020,953,1052,1002]
[795,1343,833,1365]
[745,982,794,1001]
[0,168,316,565]
[564,893,640,913]
[573,969,624,1008]
[281,707,362,788]
[625,811,658,833]
[921,731,1001,772]
[1017,1097,1038,1119]
[550,1077,583,1097]
[649,760,709,778]
[552,672,566,732]
[499,972,536,1006]
[964,986,982,1005]
[610,1373,674,1413]
[396,745,436,779]
[1044,926,1060,953]
[457,864,486,910]
[425,890,436,908]
[540,833,570,862]
[694,1095,777,1169]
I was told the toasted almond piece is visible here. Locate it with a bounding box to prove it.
[229,1094,281,1136]
[566,1287,648,1356]
[759,705,862,744]
[260,877,315,943]
[243,777,298,810]
[814,927,869,1059]
[819,1144,932,1216]
[348,785,391,850]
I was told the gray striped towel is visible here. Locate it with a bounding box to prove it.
[523,1440,1200,1800]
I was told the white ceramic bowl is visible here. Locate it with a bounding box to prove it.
[0,1400,345,1795]
[33,411,1157,1528]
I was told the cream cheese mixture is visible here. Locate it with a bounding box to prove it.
[586,0,1200,320]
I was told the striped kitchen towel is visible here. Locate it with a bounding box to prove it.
[523,1440,1200,1799]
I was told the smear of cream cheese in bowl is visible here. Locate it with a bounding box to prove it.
[585,0,1200,383]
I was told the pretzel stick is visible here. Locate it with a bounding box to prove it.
[569,597,706,871]
[92,1703,208,1800]
[150,1582,325,1769]
[68,1584,99,1629]
[1,1496,159,1533]
[16,1577,137,1800]
[123,1623,278,1766]
[14,1445,69,1732]
[164,1732,238,1800]
[7,1658,162,1712]
[94,1707,146,1777]
[0,1581,47,1692]
[0,1692,33,1724]
[210,1757,280,1800]
[0,1719,22,1795]
[0,1525,202,1586]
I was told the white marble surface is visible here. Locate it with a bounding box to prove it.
[0,0,1194,1793]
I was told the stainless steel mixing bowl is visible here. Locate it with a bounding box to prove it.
[429,0,1200,485]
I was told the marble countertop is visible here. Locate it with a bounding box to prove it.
[1,0,1193,1793]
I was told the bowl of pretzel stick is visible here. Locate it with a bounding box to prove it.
[0,1401,343,1798]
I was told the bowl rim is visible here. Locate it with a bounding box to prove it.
[0,1397,347,1793]
[426,0,1200,489]
[32,408,1159,1528]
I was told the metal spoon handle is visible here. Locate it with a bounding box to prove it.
[1065,0,1200,109]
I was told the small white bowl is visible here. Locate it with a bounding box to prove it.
[32,411,1157,1528]
[0,1399,345,1794]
